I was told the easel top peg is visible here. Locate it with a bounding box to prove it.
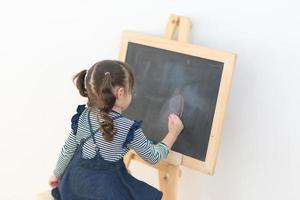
[164,14,192,42]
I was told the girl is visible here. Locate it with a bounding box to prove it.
[49,60,184,200]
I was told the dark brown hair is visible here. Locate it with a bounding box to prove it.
[73,60,134,141]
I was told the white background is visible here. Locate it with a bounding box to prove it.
[0,0,299,199]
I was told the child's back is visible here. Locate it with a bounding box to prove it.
[49,60,183,200]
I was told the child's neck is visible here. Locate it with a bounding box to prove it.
[112,106,122,114]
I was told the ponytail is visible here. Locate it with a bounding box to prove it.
[98,72,117,141]
[73,69,88,97]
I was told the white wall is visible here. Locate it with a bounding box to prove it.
[0,0,299,199]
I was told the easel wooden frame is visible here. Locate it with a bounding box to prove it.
[119,14,236,200]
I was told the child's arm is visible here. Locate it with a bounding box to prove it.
[127,114,183,165]
[52,130,78,178]
[127,127,169,165]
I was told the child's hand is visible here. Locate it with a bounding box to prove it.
[161,114,184,149]
[49,175,60,188]
[168,113,184,137]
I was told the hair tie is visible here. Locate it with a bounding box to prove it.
[104,72,110,76]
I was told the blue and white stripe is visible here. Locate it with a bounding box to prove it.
[53,108,169,178]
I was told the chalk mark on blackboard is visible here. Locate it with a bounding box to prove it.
[159,89,184,124]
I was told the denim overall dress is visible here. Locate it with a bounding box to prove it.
[51,105,163,200]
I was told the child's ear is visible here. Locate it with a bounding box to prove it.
[115,87,125,99]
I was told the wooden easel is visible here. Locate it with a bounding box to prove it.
[124,14,192,200]
[38,14,236,200]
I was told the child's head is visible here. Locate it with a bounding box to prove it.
[73,60,134,141]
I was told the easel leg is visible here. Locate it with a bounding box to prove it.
[159,170,169,200]
[159,165,181,200]
[124,150,135,174]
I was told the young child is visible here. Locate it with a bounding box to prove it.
[49,60,184,200]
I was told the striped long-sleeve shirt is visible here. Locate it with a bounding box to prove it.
[53,106,169,178]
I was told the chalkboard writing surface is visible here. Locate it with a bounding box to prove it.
[124,42,223,161]
[119,31,236,174]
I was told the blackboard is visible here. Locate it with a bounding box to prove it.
[124,42,224,162]
[119,31,236,174]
